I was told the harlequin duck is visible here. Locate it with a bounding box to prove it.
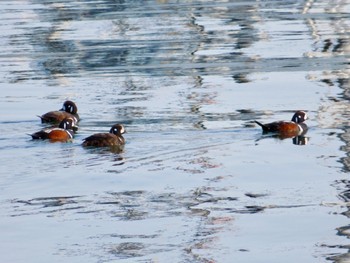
[30,118,75,142]
[82,124,126,147]
[38,100,79,124]
[255,111,308,136]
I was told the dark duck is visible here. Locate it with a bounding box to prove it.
[38,100,79,124]
[82,124,126,147]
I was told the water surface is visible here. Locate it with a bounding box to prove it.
[1,1,350,262]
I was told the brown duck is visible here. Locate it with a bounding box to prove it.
[255,111,308,136]
[39,100,79,124]
[30,118,75,142]
[82,124,126,147]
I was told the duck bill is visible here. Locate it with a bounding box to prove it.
[72,125,79,132]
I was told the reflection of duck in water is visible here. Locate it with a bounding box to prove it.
[255,111,308,145]
[292,135,308,145]
[82,124,126,148]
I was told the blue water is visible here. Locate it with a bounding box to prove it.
[1,1,350,262]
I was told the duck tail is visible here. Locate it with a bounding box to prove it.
[37,115,45,122]
[27,133,36,139]
[28,131,46,139]
[254,120,269,132]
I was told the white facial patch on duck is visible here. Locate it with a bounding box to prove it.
[112,127,119,134]
[66,105,72,112]
[299,111,307,120]
[293,111,307,123]
[60,120,73,130]
[62,102,76,113]
[295,115,303,123]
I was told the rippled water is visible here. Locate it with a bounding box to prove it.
[1,0,350,262]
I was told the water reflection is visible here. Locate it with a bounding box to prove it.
[11,184,294,262]
[8,187,322,261]
[6,0,266,81]
[256,133,309,146]
[83,148,126,169]
[293,135,309,145]
[304,0,350,260]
